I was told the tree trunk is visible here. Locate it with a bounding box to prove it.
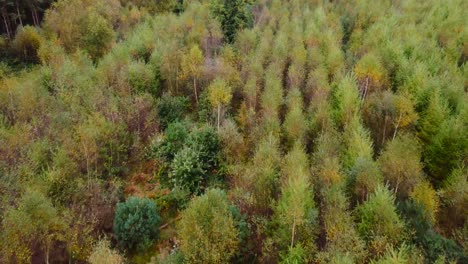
[193,77,198,106]
[290,219,296,248]
[217,104,221,130]
[2,10,11,39]
[174,66,178,94]
[362,76,370,101]
[45,239,50,264]
[382,114,388,146]
[16,2,23,27]
[32,6,39,27]
[82,141,91,190]
[393,113,402,140]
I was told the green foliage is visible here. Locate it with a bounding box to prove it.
[342,115,374,170]
[210,0,253,43]
[349,157,383,202]
[148,121,189,161]
[1,191,63,264]
[170,146,206,193]
[356,186,405,252]
[399,200,467,263]
[121,0,178,13]
[146,120,222,194]
[44,0,119,59]
[269,143,318,261]
[332,74,361,128]
[113,197,161,251]
[157,95,189,129]
[418,231,466,263]
[178,189,240,264]
[186,125,221,174]
[249,134,281,212]
[283,88,308,146]
[423,115,467,186]
[280,244,306,264]
[127,60,160,97]
[80,12,115,60]
[378,134,423,197]
[370,244,417,264]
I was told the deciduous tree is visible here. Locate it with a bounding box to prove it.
[179,44,204,106]
[178,189,239,264]
[207,78,232,130]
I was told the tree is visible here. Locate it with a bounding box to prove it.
[283,88,307,146]
[1,191,63,264]
[113,197,161,251]
[318,185,367,263]
[439,167,467,229]
[341,115,374,170]
[11,25,41,63]
[127,60,160,97]
[261,63,283,121]
[410,180,439,225]
[210,0,252,43]
[168,125,222,193]
[350,157,383,202]
[271,143,318,262]
[43,0,120,57]
[370,244,421,264]
[179,44,204,106]
[157,94,189,129]
[417,90,449,145]
[170,146,206,193]
[391,93,418,140]
[148,121,189,162]
[362,91,396,149]
[355,186,405,255]
[249,134,281,213]
[80,11,115,60]
[207,78,232,130]
[178,189,239,264]
[88,238,125,264]
[423,115,467,186]
[332,74,361,128]
[378,134,423,198]
[354,52,387,100]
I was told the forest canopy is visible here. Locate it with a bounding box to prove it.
[0,0,467,263]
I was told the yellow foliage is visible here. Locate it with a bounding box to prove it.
[393,94,418,128]
[12,26,42,62]
[410,181,439,223]
[88,239,125,264]
[208,78,232,107]
[354,52,386,88]
[179,44,204,81]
